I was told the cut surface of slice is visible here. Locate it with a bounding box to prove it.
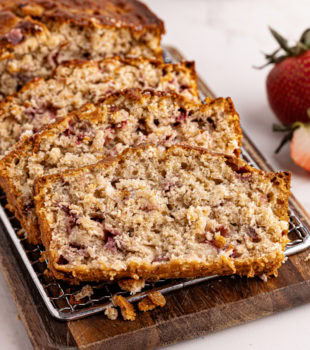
[34,145,290,283]
[0,57,198,158]
[0,90,242,244]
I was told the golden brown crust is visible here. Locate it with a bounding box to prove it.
[112,295,136,321]
[41,250,286,284]
[0,89,240,245]
[33,145,291,284]
[0,0,165,42]
[0,138,38,242]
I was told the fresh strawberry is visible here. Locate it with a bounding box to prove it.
[258,28,310,124]
[274,109,310,172]
[290,124,310,172]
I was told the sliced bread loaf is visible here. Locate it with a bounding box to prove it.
[34,145,291,283]
[0,89,242,244]
[0,57,198,158]
[0,0,164,99]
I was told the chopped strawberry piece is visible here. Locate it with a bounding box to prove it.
[246,227,261,242]
[218,225,229,237]
[152,255,170,263]
[104,236,117,252]
[6,28,23,45]
[290,124,310,172]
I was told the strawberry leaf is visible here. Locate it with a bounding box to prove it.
[255,27,310,68]
[300,28,310,47]
[269,27,294,55]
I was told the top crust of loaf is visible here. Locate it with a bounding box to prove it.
[0,0,165,46]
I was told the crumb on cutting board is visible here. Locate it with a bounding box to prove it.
[138,296,157,312]
[148,291,166,307]
[104,306,118,320]
[138,291,166,312]
[112,295,136,321]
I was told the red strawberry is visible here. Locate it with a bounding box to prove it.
[274,109,310,172]
[258,28,310,124]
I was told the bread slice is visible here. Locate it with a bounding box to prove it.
[0,89,242,244]
[34,145,291,283]
[0,57,198,158]
[0,0,164,99]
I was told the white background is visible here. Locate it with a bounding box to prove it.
[1,0,310,349]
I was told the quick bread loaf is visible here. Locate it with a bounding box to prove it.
[0,0,164,99]
[0,89,242,244]
[0,57,198,158]
[34,145,291,283]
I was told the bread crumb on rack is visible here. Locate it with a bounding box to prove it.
[118,279,146,295]
[74,285,94,301]
[112,295,136,321]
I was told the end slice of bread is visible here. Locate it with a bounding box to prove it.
[0,0,165,98]
[34,145,291,283]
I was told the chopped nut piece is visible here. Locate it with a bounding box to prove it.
[112,295,136,321]
[118,279,145,295]
[305,253,310,262]
[104,306,118,320]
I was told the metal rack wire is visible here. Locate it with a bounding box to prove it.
[0,49,309,321]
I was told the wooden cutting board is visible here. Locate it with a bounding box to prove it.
[1,46,310,350]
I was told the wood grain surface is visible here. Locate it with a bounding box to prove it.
[0,46,310,350]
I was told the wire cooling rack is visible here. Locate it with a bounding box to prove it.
[0,49,310,321]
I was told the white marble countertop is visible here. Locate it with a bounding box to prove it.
[1,0,310,349]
